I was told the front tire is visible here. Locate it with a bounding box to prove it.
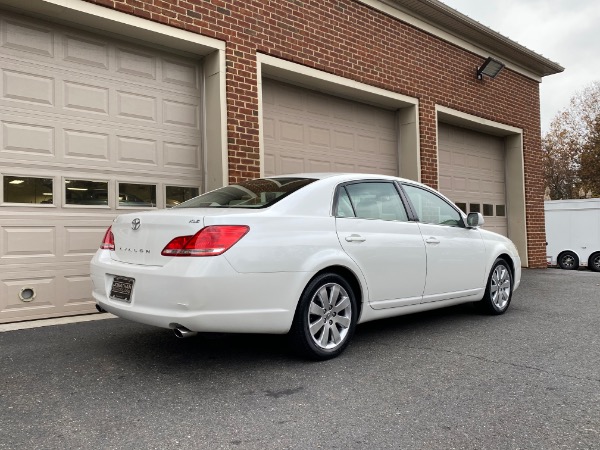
[558,251,579,270]
[289,273,357,360]
[478,259,513,315]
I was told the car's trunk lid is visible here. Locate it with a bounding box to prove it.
[109,208,256,266]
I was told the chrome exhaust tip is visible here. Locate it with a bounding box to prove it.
[173,326,198,339]
[95,304,106,313]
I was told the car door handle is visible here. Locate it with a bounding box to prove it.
[425,237,440,244]
[345,234,366,243]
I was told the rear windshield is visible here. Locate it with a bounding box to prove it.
[174,177,316,209]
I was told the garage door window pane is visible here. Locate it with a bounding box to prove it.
[455,202,467,214]
[4,176,53,204]
[483,204,494,216]
[345,182,408,221]
[65,180,108,205]
[166,186,199,208]
[469,203,481,213]
[118,183,156,207]
[496,205,506,216]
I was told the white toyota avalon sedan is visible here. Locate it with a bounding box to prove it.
[90,173,521,360]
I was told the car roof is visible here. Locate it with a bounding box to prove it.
[261,173,464,218]
[264,172,426,187]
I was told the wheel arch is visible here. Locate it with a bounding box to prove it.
[496,253,515,276]
[305,265,364,321]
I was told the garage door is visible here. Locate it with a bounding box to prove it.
[262,79,398,176]
[0,11,203,322]
[438,123,507,236]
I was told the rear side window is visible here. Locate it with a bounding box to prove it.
[335,188,355,218]
[175,177,316,209]
[402,184,463,227]
[336,182,408,222]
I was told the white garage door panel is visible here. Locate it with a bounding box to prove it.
[1,107,202,175]
[263,80,398,176]
[0,10,203,323]
[0,214,114,321]
[1,268,97,322]
[438,123,507,236]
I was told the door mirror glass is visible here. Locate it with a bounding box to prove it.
[467,212,485,228]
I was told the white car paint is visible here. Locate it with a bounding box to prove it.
[90,173,521,339]
[418,222,486,301]
[336,218,426,308]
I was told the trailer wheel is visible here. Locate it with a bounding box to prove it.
[557,251,579,270]
[588,252,600,273]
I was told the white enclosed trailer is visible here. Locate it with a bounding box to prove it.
[545,199,600,272]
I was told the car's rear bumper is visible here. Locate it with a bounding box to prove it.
[90,250,307,334]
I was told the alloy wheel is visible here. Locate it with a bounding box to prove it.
[490,264,511,310]
[307,283,352,350]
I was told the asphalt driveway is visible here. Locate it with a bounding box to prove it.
[1,269,599,449]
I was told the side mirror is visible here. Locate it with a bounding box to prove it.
[466,212,485,228]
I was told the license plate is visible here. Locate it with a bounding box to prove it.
[110,276,135,302]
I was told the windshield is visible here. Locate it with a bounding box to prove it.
[174,177,316,209]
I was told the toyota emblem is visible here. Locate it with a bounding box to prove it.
[131,218,141,230]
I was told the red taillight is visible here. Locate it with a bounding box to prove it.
[100,226,115,250]
[161,225,249,257]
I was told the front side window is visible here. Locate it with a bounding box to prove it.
[3,176,53,204]
[339,182,408,221]
[402,184,463,227]
[176,177,315,209]
[455,202,467,214]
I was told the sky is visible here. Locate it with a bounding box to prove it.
[438,0,600,133]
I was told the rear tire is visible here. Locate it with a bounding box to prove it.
[558,251,579,270]
[289,273,357,360]
[588,252,600,273]
[478,258,513,315]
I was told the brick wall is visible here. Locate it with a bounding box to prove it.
[83,0,547,267]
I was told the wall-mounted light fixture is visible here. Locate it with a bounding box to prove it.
[476,57,505,80]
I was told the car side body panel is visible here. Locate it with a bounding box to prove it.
[336,217,426,308]
[418,223,487,303]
